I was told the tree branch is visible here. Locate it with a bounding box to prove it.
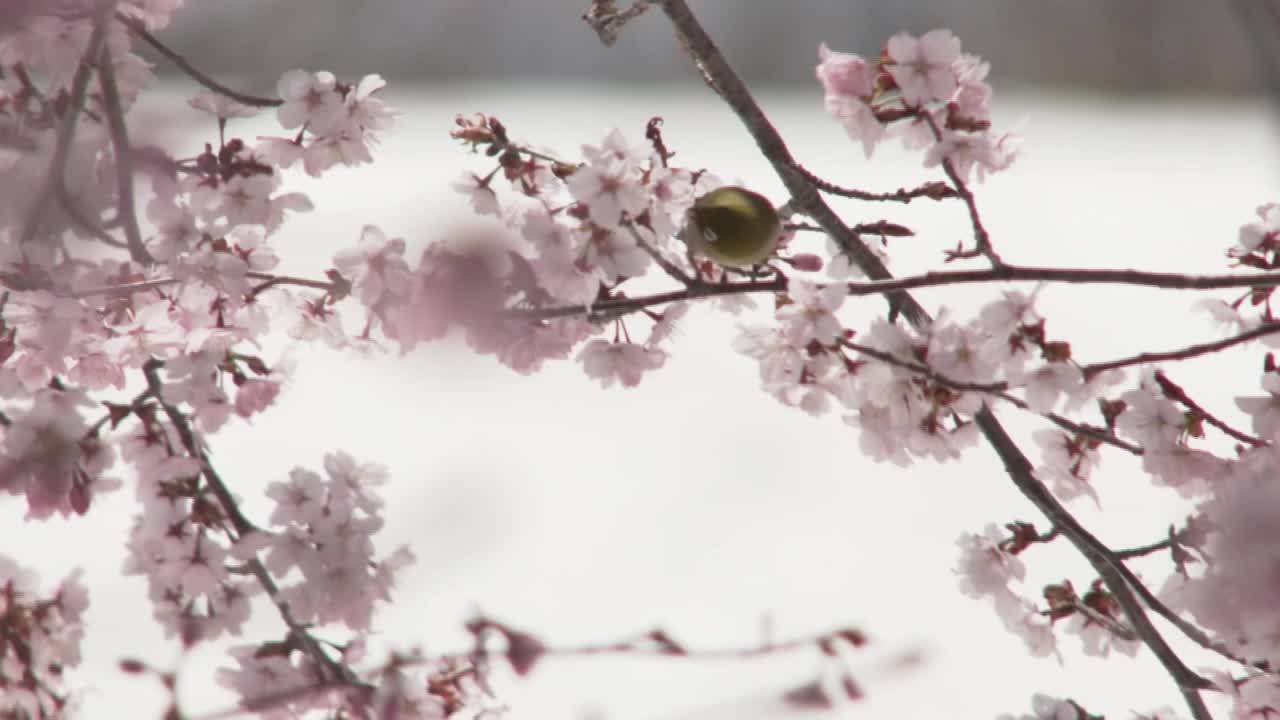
[141,360,361,688]
[96,43,154,264]
[116,13,283,108]
[649,2,1214,716]
[18,2,111,247]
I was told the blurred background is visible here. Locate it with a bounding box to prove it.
[157,0,1275,94]
[14,2,1280,719]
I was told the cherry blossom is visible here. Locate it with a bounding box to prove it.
[577,338,667,388]
[0,558,88,718]
[815,43,875,100]
[333,224,415,308]
[777,279,846,346]
[277,69,347,135]
[997,694,1081,720]
[1234,372,1280,441]
[885,30,961,105]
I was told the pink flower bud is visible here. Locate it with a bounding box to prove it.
[788,253,824,272]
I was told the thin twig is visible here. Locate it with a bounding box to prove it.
[791,162,956,203]
[1068,600,1140,642]
[920,112,1002,267]
[622,222,697,287]
[97,43,154,264]
[1082,322,1280,378]
[116,13,283,108]
[1153,370,1267,448]
[65,271,341,299]
[507,263,1280,324]
[1113,538,1174,561]
[841,339,1008,394]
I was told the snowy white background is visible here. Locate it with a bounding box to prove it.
[6,85,1278,718]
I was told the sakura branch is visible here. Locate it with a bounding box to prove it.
[116,13,283,108]
[917,110,1003,266]
[1151,371,1266,448]
[645,1,1215,716]
[790,162,958,203]
[1081,322,1280,378]
[7,0,1280,717]
[139,361,361,690]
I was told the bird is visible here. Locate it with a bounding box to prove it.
[682,185,782,270]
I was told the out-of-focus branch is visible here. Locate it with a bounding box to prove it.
[116,13,283,108]
[96,44,154,264]
[18,2,111,247]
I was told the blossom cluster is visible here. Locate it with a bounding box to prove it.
[0,4,484,716]
[0,557,88,718]
[6,2,1280,718]
[815,29,1018,180]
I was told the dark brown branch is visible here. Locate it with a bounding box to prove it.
[511,263,1280,324]
[141,360,360,688]
[973,411,1214,710]
[1153,370,1267,448]
[847,264,1280,297]
[116,13,283,108]
[920,112,1002,267]
[841,339,1008,394]
[1113,538,1174,561]
[840,339,1142,455]
[656,0,929,328]
[97,43,154,264]
[791,163,956,203]
[1082,322,1280,379]
[653,3,1213,716]
[507,277,784,321]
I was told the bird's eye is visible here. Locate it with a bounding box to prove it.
[702,223,719,244]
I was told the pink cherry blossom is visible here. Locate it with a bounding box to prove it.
[277,69,346,135]
[451,170,501,217]
[816,43,874,100]
[577,338,666,388]
[1237,202,1280,253]
[1234,372,1280,441]
[885,29,961,105]
[924,128,1019,182]
[777,280,846,346]
[333,225,415,308]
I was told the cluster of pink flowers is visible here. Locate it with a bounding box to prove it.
[816,29,1018,180]
[6,2,1280,718]
[0,558,88,717]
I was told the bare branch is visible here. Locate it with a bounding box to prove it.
[1082,322,1280,379]
[791,163,956,203]
[116,13,283,108]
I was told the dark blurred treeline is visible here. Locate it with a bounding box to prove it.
[156,0,1272,94]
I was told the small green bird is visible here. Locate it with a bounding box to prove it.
[683,186,782,269]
